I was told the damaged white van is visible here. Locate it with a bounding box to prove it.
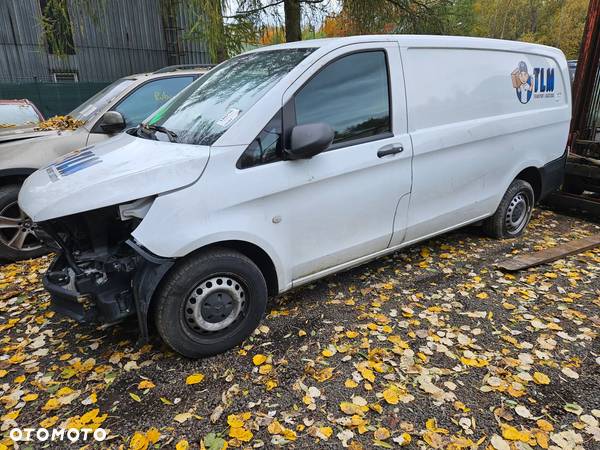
[18,36,570,358]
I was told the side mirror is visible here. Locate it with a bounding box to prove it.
[285,123,334,160]
[96,111,126,134]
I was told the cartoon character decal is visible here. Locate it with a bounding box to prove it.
[511,61,534,104]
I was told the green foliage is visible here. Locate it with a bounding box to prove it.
[40,0,76,56]
[38,0,589,63]
[203,432,227,450]
[341,0,453,35]
[184,0,251,62]
[454,0,589,59]
[325,0,589,59]
[38,0,106,57]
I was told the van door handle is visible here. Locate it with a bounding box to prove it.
[377,145,404,158]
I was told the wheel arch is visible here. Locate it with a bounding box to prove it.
[131,237,281,344]
[0,168,37,188]
[514,166,542,202]
[191,240,280,297]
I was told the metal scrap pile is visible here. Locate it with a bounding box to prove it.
[35,115,85,131]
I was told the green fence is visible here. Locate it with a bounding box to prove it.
[0,82,110,118]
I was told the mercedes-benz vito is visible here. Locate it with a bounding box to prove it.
[19,36,570,358]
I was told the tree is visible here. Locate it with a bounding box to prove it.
[185,0,331,62]
[186,0,589,63]
[284,0,302,42]
[317,1,456,38]
[466,0,589,59]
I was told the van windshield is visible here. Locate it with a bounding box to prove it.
[144,48,315,145]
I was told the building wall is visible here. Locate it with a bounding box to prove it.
[0,0,210,83]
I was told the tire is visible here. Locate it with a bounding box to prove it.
[0,184,47,261]
[483,179,534,239]
[154,248,268,358]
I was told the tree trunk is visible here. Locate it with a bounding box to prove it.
[215,18,227,62]
[284,0,302,42]
[214,0,228,63]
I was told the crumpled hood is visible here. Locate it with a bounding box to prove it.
[19,133,210,222]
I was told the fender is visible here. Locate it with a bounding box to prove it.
[134,227,290,293]
[494,159,544,209]
[127,239,175,344]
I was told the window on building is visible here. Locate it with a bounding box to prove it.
[294,51,391,145]
[52,72,78,82]
[40,0,76,55]
[114,76,195,128]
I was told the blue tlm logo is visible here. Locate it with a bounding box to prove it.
[533,67,555,94]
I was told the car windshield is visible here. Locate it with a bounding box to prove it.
[69,78,135,122]
[145,48,315,145]
[0,103,41,126]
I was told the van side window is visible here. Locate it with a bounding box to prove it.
[294,51,391,145]
[237,110,283,169]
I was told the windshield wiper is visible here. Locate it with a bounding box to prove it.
[137,123,178,143]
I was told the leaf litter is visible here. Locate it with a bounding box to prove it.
[0,209,598,449]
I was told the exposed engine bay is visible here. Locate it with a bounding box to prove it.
[36,203,173,341]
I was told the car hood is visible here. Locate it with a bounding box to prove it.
[19,133,210,222]
[0,125,58,143]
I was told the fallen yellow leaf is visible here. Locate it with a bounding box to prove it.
[382,387,399,405]
[536,419,554,432]
[252,354,267,366]
[138,380,155,390]
[175,439,189,450]
[129,431,149,450]
[229,426,253,442]
[186,373,205,385]
[533,371,550,385]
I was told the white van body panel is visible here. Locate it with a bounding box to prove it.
[20,35,570,294]
[132,41,413,291]
[399,45,569,242]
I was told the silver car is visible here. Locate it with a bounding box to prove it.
[0,65,211,260]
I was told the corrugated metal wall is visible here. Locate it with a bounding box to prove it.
[0,0,210,83]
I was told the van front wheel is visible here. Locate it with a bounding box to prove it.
[484,179,534,239]
[154,248,268,358]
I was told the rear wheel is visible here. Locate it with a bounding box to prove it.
[484,179,534,239]
[154,248,268,358]
[0,184,46,261]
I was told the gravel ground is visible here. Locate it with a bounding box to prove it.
[0,208,599,450]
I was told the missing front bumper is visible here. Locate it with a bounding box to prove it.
[43,254,135,325]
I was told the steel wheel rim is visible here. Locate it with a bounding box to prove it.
[0,201,42,252]
[183,275,248,336]
[505,192,531,234]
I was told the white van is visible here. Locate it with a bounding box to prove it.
[18,36,570,358]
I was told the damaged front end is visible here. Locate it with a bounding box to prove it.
[37,202,173,342]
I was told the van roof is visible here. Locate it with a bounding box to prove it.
[249,35,565,58]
